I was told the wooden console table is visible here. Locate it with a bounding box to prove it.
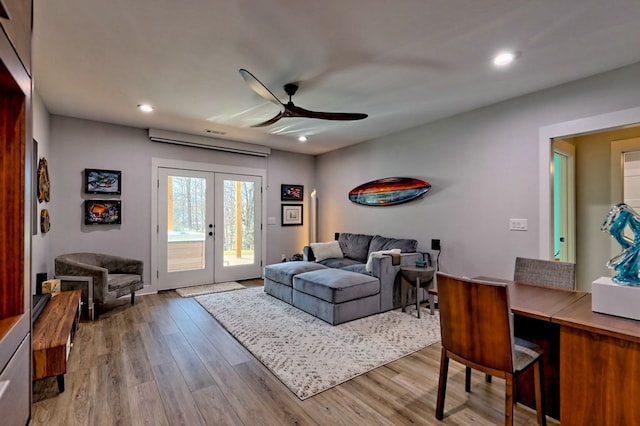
[552,294,640,425]
[32,290,81,392]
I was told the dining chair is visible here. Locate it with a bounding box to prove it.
[513,257,576,290]
[435,272,546,425]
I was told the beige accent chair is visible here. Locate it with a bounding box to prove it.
[55,253,143,319]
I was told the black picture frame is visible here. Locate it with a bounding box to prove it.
[84,200,122,225]
[281,204,303,226]
[85,168,122,194]
[281,184,303,201]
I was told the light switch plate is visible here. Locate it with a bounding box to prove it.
[509,218,528,231]
[267,217,277,225]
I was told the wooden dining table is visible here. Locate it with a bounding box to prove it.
[433,276,588,420]
[552,294,640,425]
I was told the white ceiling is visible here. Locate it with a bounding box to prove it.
[33,0,640,155]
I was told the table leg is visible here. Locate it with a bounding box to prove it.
[57,374,65,393]
[401,277,408,312]
[416,277,421,318]
[429,292,435,315]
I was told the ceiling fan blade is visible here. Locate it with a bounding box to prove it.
[239,69,284,109]
[250,111,285,127]
[290,104,368,121]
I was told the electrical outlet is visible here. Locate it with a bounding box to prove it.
[509,218,528,231]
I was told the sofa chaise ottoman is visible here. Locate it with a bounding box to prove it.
[293,269,380,325]
[263,261,328,304]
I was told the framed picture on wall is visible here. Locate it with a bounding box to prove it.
[85,168,122,194]
[84,200,122,225]
[282,204,303,226]
[281,184,303,201]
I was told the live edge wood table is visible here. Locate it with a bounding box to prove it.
[32,290,81,393]
[552,294,640,425]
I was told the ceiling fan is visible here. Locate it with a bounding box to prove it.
[239,68,368,127]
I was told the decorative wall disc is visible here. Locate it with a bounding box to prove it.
[40,209,50,233]
[37,157,50,202]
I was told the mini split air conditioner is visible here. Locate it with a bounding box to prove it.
[148,129,271,157]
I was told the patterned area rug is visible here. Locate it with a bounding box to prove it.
[196,287,441,399]
[175,281,245,297]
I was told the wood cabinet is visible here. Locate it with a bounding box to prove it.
[0,0,32,424]
[553,295,640,425]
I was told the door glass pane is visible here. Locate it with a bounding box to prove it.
[553,152,567,261]
[167,175,207,272]
[222,179,255,267]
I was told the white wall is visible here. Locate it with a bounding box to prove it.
[47,116,315,290]
[265,150,316,260]
[31,91,51,293]
[316,62,640,288]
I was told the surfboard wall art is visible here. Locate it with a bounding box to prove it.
[348,177,431,206]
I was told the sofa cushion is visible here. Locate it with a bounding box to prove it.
[338,233,374,262]
[318,257,363,269]
[108,274,142,291]
[340,263,370,275]
[263,261,328,287]
[309,240,343,262]
[293,269,380,304]
[368,235,418,254]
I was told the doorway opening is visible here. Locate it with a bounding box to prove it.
[539,107,640,290]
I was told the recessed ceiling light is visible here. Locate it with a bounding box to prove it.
[137,104,154,113]
[493,51,519,67]
[298,136,308,142]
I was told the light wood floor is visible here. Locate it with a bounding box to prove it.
[32,280,558,425]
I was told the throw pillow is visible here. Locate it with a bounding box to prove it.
[310,241,344,262]
[365,248,401,272]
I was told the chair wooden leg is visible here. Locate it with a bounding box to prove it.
[131,292,135,305]
[435,348,450,420]
[505,374,514,426]
[465,366,471,392]
[485,374,492,383]
[533,360,547,426]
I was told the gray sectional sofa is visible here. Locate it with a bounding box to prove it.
[263,232,429,325]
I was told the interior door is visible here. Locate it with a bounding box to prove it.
[213,173,262,282]
[157,168,214,290]
[552,139,575,262]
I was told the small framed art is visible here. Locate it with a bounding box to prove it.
[85,168,122,194]
[281,184,303,201]
[282,204,303,226]
[84,200,122,225]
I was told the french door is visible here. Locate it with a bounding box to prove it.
[156,167,262,290]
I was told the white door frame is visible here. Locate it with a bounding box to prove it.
[151,157,267,291]
[539,106,640,260]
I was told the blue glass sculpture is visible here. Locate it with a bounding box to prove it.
[602,203,640,286]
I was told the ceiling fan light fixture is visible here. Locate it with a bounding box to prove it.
[493,51,519,67]
[137,103,154,113]
[298,136,308,142]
